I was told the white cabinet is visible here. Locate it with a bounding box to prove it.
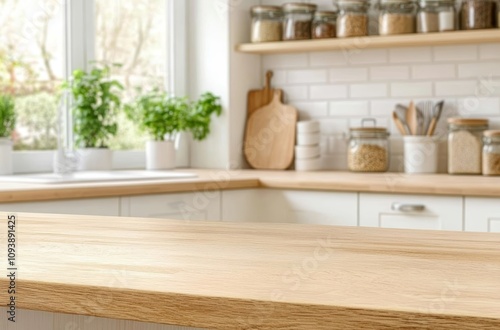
[359,193,463,231]
[465,197,500,233]
[122,192,221,221]
[0,198,120,216]
[222,189,358,226]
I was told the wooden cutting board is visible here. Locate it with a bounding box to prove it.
[244,91,297,170]
[247,70,283,118]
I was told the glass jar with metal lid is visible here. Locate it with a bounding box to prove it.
[335,0,370,38]
[483,130,500,176]
[378,0,417,36]
[448,118,489,175]
[348,119,390,172]
[460,0,495,30]
[251,6,283,43]
[312,10,338,39]
[282,3,317,41]
[417,0,456,33]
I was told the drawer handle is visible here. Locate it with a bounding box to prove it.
[391,203,425,212]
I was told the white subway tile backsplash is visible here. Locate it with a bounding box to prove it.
[310,51,347,67]
[351,83,388,98]
[329,101,370,117]
[288,69,328,84]
[389,47,432,63]
[263,54,308,69]
[479,44,500,60]
[346,49,388,65]
[435,80,477,97]
[391,82,433,97]
[330,67,368,82]
[412,64,455,80]
[262,42,500,172]
[433,45,478,62]
[291,102,329,119]
[310,85,348,100]
[370,66,410,81]
[282,86,309,101]
[457,97,500,116]
[458,62,500,78]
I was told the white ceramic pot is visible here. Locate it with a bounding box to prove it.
[296,133,321,146]
[146,140,176,170]
[0,138,13,175]
[297,121,320,134]
[77,148,113,171]
[404,136,438,174]
[295,157,322,172]
[295,145,321,159]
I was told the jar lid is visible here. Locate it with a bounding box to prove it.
[251,5,282,14]
[350,119,389,138]
[314,10,338,18]
[448,118,489,126]
[282,3,318,12]
[484,130,500,137]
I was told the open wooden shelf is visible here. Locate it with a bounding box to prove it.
[236,29,500,54]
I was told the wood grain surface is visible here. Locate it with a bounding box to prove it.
[236,30,500,54]
[0,213,499,329]
[2,170,500,203]
[247,70,283,119]
[244,92,297,169]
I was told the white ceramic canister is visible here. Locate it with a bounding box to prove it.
[295,157,322,172]
[404,136,438,174]
[296,132,321,146]
[295,145,321,159]
[297,120,320,134]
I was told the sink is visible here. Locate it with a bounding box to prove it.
[0,171,198,184]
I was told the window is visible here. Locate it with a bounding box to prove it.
[95,0,169,150]
[0,0,65,151]
[4,0,185,173]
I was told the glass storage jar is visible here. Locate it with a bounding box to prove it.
[460,0,494,30]
[378,0,417,36]
[348,119,390,172]
[283,3,317,40]
[335,0,370,38]
[312,11,338,39]
[417,0,456,33]
[483,130,500,176]
[251,6,283,43]
[448,118,489,175]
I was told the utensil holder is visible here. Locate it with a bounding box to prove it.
[404,136,438,174]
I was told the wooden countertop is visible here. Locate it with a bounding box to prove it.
[1,213,499,329]
[1,169,500,203]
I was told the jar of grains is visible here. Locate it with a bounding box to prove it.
[417,0,456,33]
[348,119,390,172]
[448,118,489,175]
[312,11,338,39]
[483,130,500,176]
[460,0,495,30]
[251,6,283,43]
[378,0,417,35]
[283,3,317,41]
[335,0,370,38]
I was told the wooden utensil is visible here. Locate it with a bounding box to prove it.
[427,101,444,136]
[244,91,297,170]
[392,111,407,136]
[395,104,411,135]
[247,71,283,119]
[406,101,418,136]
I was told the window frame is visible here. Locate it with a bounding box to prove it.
[13,0,187,174]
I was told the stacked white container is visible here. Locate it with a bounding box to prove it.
[295,121,322,171]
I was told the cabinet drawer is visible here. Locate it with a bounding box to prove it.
[359,193,463,231]
[465,197,500,233]
[0,198,120,216]
[124,192,221,222]
[223,189,358,227]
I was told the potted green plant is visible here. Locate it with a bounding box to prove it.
[126,91,221,170]
[64,64,123,171]
[0,94,16,175]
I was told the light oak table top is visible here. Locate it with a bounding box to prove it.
[1,169,500,203]
[0,213,499,329]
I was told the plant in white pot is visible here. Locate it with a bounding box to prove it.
[126,90,222,170]
[0,95,16,175]
[64,64,123,171]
